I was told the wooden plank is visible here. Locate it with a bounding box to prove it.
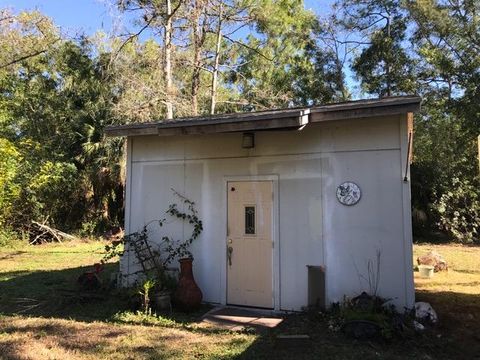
[275,334,311,349]
[310,103,420,123]
[105,126,158,137]
[157,117,304,136]
[408,112,414,163]
[157,109,307,128]
[478,135,480,175]
[312,96,421,112]
[105,110,308,137]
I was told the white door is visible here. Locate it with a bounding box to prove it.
[227,181,274,308]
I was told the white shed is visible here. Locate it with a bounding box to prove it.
[105,96,420,312]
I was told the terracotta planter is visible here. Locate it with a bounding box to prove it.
[174,258,203,311]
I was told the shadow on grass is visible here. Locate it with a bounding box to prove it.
[0,264,131,321]
[0,251,28,260]
[0,319,179,360]
[416,290,480,330]
[0,264,209,326]
[233,290,480,360]
[414,290,480,359]
[3,267,480,359]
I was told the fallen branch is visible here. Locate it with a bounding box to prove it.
[29,217,50,245]
[29,229,49,245]
[31,221,79,243]
[13,297,43,314]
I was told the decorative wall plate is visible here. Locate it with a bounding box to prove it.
[336,182,361,206]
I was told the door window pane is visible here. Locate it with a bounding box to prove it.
[245,206,255,234]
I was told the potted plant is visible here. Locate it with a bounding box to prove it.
[103,189,203,312]
[138,278,156,314]
[152,271,178,311]
[153,288,172,311]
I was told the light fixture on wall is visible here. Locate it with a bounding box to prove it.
[242,132,255,149]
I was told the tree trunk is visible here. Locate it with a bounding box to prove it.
[191,0,204,116]
[164,0,174,119]
[385,14,391,97]
[210,3,223,115]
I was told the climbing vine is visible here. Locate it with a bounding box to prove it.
[102,189,203,273]
[162,189,203,264]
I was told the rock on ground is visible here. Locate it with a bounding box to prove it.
[415,302,438,324]
[417,251,448,272]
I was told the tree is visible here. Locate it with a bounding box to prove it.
[116,0,185,119]
[335,0,416,96]
[112,0,342,115]
[291,17,350,105]
[405,0,480,242]
[107,38,171,122]
[406,0,479,133]
[228,0,342,109]
[0,12,124,234]
[189,0,208,115]
[0,138,21,224]
[0,9,59,70]
[196,0,263,114]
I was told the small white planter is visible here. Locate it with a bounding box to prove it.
[418,265,434,279]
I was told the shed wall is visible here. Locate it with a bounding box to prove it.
[122,115,414,310]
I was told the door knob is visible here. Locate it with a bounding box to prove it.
[227,245,233,266]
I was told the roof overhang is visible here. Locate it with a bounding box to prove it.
[105,108,310,137]
[309,96,421,123]
[104,96,421,137]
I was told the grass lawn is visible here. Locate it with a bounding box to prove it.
[0,241,479,359]
[413,243,480,359]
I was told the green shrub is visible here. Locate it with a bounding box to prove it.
[112,310,178,327]
[435,177,480,244]
[0,227,22,247]
[78,218,101,238]
[326,293,416,340]
[28,161,78,222]
[0,138,21,223]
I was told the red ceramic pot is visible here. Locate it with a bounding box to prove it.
[174,258,203,311]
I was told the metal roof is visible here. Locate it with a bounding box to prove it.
[104,96,421,137]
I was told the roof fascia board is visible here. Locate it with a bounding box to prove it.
[157,108,307,129]
[310,96,420,113]
[105,109,310,137]
[105,125,158,137]
[157,114,308,136]
[310,102,420,123]
[104,97,421,137]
